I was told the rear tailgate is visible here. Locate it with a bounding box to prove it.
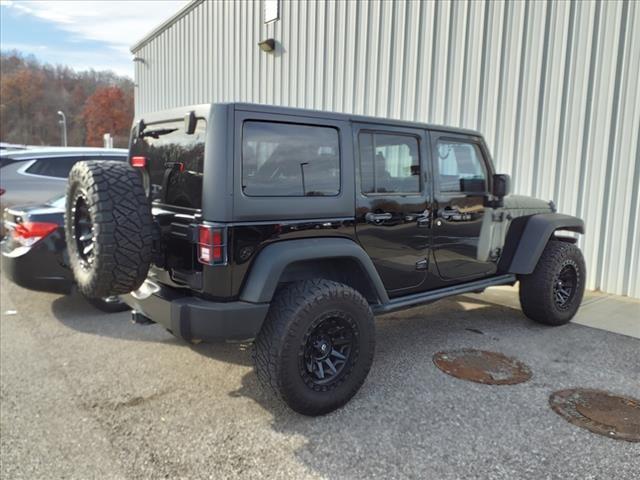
[149,207,203,290]
[129,117,207,289]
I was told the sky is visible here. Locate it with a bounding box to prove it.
[0,0,190,78]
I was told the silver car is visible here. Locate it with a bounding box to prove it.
[0,147,128,235]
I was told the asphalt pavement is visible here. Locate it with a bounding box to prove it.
[1,274,639,479]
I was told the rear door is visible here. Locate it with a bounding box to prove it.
[129,118,208,287]
[429,131,497,281]
[354,124,431,296]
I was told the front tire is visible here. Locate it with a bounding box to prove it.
[519,241,586,326]
[253,279,375,416]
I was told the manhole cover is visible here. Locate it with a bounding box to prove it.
[549,388,640,442]
[432,349,532,385]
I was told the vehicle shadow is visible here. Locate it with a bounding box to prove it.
[50,289,533,368]
[50,291,255,365]
[190,292,534,371]
[50,292,178,345]
[222,296,549,479]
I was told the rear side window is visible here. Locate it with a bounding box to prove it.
[25,157,82,178]
[242,121,340,197]
[359,133,421,194]
[130,119,206,209]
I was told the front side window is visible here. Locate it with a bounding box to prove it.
[359,133,420,194]
[437,141,487,193]
[242,122,340,197]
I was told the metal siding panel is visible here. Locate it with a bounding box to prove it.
[477,0,504,150]
[429,0,451,123]
[361,0,379,115]
[493,2,526,175]
[602,0,640,297]
[132,0,639,297]
[444,0,467,126]
[401,1,420,120]
[459,0,485,129]
[512,1,547,196]
[534,1,571,202]
[580,1,624,291]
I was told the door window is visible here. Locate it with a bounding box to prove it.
[359,133,420,194]
[436,141,487,193]
[242,121,340,197]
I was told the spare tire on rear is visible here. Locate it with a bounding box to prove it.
[65,160,152,298]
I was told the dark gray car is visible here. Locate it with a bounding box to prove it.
[0,147,127,235]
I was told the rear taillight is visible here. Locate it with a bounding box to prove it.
[197,224,226,265]
[131,156,147,168]
[0,187,5,196]
[12,221,58,247]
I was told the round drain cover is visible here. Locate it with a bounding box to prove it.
[433,349,532,385]
[550,388,640,442]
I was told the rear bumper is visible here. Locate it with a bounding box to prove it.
[122,280,270,342]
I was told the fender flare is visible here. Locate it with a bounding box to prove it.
[239,238,389,304]
[501,213,584,274]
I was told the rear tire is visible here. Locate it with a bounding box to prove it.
[519,241,586,326]
[253,279,375,416]
[65,161,152,298]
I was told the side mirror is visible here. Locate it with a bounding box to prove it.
[492,174,510,199]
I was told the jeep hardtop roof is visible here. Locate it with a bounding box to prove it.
[134,102,483,138]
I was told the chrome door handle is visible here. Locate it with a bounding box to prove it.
[365,212,393,224]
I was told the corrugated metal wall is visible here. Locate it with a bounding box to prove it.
[132,0,640,298]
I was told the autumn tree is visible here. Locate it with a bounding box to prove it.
[0,68,45,144]
[0,51,134,146]
[82,85,133,147]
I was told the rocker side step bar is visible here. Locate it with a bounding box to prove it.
[372,274,517,315]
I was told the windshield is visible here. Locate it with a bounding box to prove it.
[130,119,206,210]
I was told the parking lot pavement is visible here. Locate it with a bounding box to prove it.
[1,274,639,480]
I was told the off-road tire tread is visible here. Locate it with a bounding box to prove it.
[65,161,152,298]
[252,279,375,416]
[519,240,586,326]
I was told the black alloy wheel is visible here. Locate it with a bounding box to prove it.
[300,314,356,388]
[553,263,578,309]
[73,193,95,268]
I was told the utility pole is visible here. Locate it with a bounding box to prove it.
[57,110,67,147]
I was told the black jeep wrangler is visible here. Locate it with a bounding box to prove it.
[65,103,585,415]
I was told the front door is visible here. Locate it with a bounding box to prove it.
[430,132,497,281]
[354,124,431,296]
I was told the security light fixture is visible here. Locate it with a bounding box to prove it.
[258,39,276,52]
